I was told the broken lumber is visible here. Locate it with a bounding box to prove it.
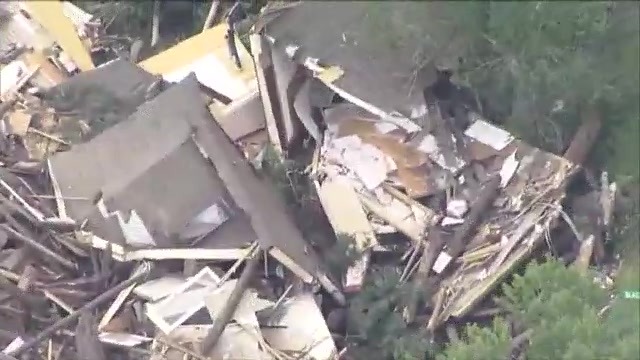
[9,264,151,356]
[358,194,424,244]
[563,106,604,263]
[202,0,222,32]
[75,311,107,360]
[572,234,595,273]
[200,253,260,355]
[150,0,161,47]
[0,99,16,119]
[406,229,445,323]
[435,174,501,274]
[563,107,601,165]
[1,224,76,270]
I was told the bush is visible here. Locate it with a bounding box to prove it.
[439,260,640,360]
[346,267,433,360]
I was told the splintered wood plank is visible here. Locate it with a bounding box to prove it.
[316,176,377,292]
[7,110,31,137]
[563,107,601,165]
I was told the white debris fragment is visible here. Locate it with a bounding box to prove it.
[0,60,27,96]
[119,210,156,247]
[374,121,399,134]
[410,104,428,119]
[133,276,187,302]
[384,112,422,133]
[446,199,469,218]
[99,332,152,347]
[260,294,337,360]
[477,268,489,280]
[465,117,514,151]
[441,217,465,226]
[285,44,299,58]
[499,151,520,188]
[324,135,395,190]
[370,222,397,234]
[2,337,24,355]
[417,134,466,172]
[432,252,453,274]
[180,202,230,240]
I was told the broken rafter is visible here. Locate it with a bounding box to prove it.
[1,224,76,270]
[150,0,161,47]
[9,264,152,357]
[202,0,222,32]
[201,252,260,355]
[405,229,445,323]
[436,174,501,275]
[563,106,601,166]
[563,106,604,265]
[358,193,424,245]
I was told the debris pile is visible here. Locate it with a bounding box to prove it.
[0,2,620,359]
[0,40,337,360]
[247,1,618,355]
[312,100,579,325]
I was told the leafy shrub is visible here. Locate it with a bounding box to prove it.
[439,260,640,360]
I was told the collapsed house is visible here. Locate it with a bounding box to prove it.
[0,2,615,359]
[0,15,342,356]
[250,1,579,326]
[48,72,342,302]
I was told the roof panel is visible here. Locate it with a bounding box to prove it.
[262,2,472,116]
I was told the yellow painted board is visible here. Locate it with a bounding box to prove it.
[22,0,95,72]
[139,24,256,100]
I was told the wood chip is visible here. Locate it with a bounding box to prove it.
[7,111,31,137]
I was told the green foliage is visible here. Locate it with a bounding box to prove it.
[322,233,364,283]
[363,2,639,181]
[260,145,336,250]
[436,318,511,360]
[77,1,154,39]
[501,259,608,325]
[440,259,640,359]
[347,267,432,360]
[450,2,639,181]
[76,1,210,51]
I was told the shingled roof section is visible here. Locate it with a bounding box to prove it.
[261,1,471,117]
[50,73,329,292]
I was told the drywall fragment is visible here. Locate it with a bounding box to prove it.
[464,117,514,151]
[316,176,376,292]
[432,252,453,274]
[446,199,468,219]
[374,122,399,134]
[260,294,336,360]
[499,151,519,188]
[145,267,221,334]
[417,134,466,172]
[2,337,23,355]
[7,111,31,137]
[179,202,230,240]
[324,135,393,190]
[133,276,187,302]
[0,61,28,96]
[98,332,152,347]
[118,210,156,248]
[98,283,136,330]
[204,285,273,326]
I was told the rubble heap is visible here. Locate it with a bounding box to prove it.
[0,2,618,359]
[0,55,338,359]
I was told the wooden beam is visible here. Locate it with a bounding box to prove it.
[563,107,601,165]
